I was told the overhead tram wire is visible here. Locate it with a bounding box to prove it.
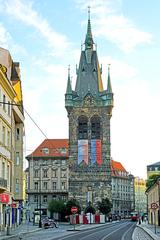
[0,100,48,139]
[0,101,65,153]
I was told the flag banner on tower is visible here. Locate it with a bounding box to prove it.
[91,140,96,164]
[78,140,88,165]
[91,139,102,165]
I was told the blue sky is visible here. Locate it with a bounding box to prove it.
[0,0,160,179]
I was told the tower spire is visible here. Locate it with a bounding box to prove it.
[107,64,112,93]
[66,65,72,94]
[85,6,94,50]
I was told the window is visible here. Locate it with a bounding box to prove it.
[7,131,10,147]
[61,170,66,178]
[91,116,101,139]
[16,152,20,165]
[34,195,38,202]
[2,126,5,145]
[43,195,47,203]
[53,182,57,190]
[2,162,5,178]
[43,169,48,178]
[3,94,6,111]
[16,128,20,140]
[15,178,19,193]
[61,182,66,190]
[42,148,49,154]
[52,195,57,200]
[43,182,48,190]
[52,170,57,178]
[7,165,9,185]
[34,170,38,178]
[34,160,38,166]
[8,101,10,116]
[78,116,88,139]
[34,182,38,190]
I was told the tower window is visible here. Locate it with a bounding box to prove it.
[91,116,101,139]
[78,116,88,139]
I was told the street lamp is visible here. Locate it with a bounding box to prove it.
[39,165,42,228]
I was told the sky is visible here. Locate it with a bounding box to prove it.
[0,0,160,179]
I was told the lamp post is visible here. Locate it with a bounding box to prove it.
[39,166,42,228]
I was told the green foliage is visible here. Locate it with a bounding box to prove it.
[97,198,112,215]
[146,174,160,189]
[48,200,65,216]
[85,202,96,214]
[65,198,81,215]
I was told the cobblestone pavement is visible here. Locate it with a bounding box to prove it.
[132,222,160,240]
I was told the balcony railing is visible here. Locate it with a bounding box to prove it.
[26,189,68,194]
[0,177,7,190]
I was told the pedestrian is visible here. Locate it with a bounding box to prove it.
[138,217,141,225]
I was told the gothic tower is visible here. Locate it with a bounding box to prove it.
[65,11,114,209]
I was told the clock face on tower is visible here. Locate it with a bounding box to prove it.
[84,94,94,106]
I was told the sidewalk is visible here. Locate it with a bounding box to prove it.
[0,222,41,240]
[133,222,160,240]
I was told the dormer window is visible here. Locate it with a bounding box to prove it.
[42,148,49,154]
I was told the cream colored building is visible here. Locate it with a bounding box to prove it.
[134,177,147,215]
[26,139,69,220]
[146,178,160,226]
[0,47,24,229]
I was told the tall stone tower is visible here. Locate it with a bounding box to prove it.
[65,11,114,209]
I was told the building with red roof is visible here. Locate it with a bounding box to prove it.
[111,159,134,218]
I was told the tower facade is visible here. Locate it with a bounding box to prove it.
[65,13,114,209]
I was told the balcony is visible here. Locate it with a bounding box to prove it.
[0,177,7,193]
[26,189,68,194]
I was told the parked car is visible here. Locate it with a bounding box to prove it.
[42,217,58,229]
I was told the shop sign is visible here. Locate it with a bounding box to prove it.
[0,193,9,203]
[10,203,17,208]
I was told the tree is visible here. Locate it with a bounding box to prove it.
[97,198,112,215]
[48,200,65,219]
[65,198,81,216]
[146,174,160,189]
[85,201,96,214]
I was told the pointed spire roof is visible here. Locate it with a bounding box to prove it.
[66,65,72,94]
[107,64,113,93]
[85,6,94,50]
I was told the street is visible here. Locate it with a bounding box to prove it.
[18,221,136,240]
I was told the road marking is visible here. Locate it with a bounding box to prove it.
[100,223,131,240]
[121,223,134,240]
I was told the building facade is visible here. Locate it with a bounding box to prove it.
[65,11,113,209]
[134,177,147,215]
[147,161,160,178]
[146,178,160,226]
[26,139,69,220]
[111,160,134,217]
[0,47,24,229]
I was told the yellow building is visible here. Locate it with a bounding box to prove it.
[0,47,24,229]
[134,177,147,215]
[146,178,160,226]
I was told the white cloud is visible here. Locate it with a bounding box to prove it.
[0,23,11,48]
[3,0,71,57]
[75,0,153,53]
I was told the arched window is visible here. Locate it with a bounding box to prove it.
[91,115,101,139]
[78,116,88,139]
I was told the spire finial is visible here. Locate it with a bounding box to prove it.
[66,64,72,94]
[85,6,94,50]
[88,6,90,20]
[107,64,112,93]
[68,64,70,77]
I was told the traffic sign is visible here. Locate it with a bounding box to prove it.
[71,206,78,214]
[151,203,158,210]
